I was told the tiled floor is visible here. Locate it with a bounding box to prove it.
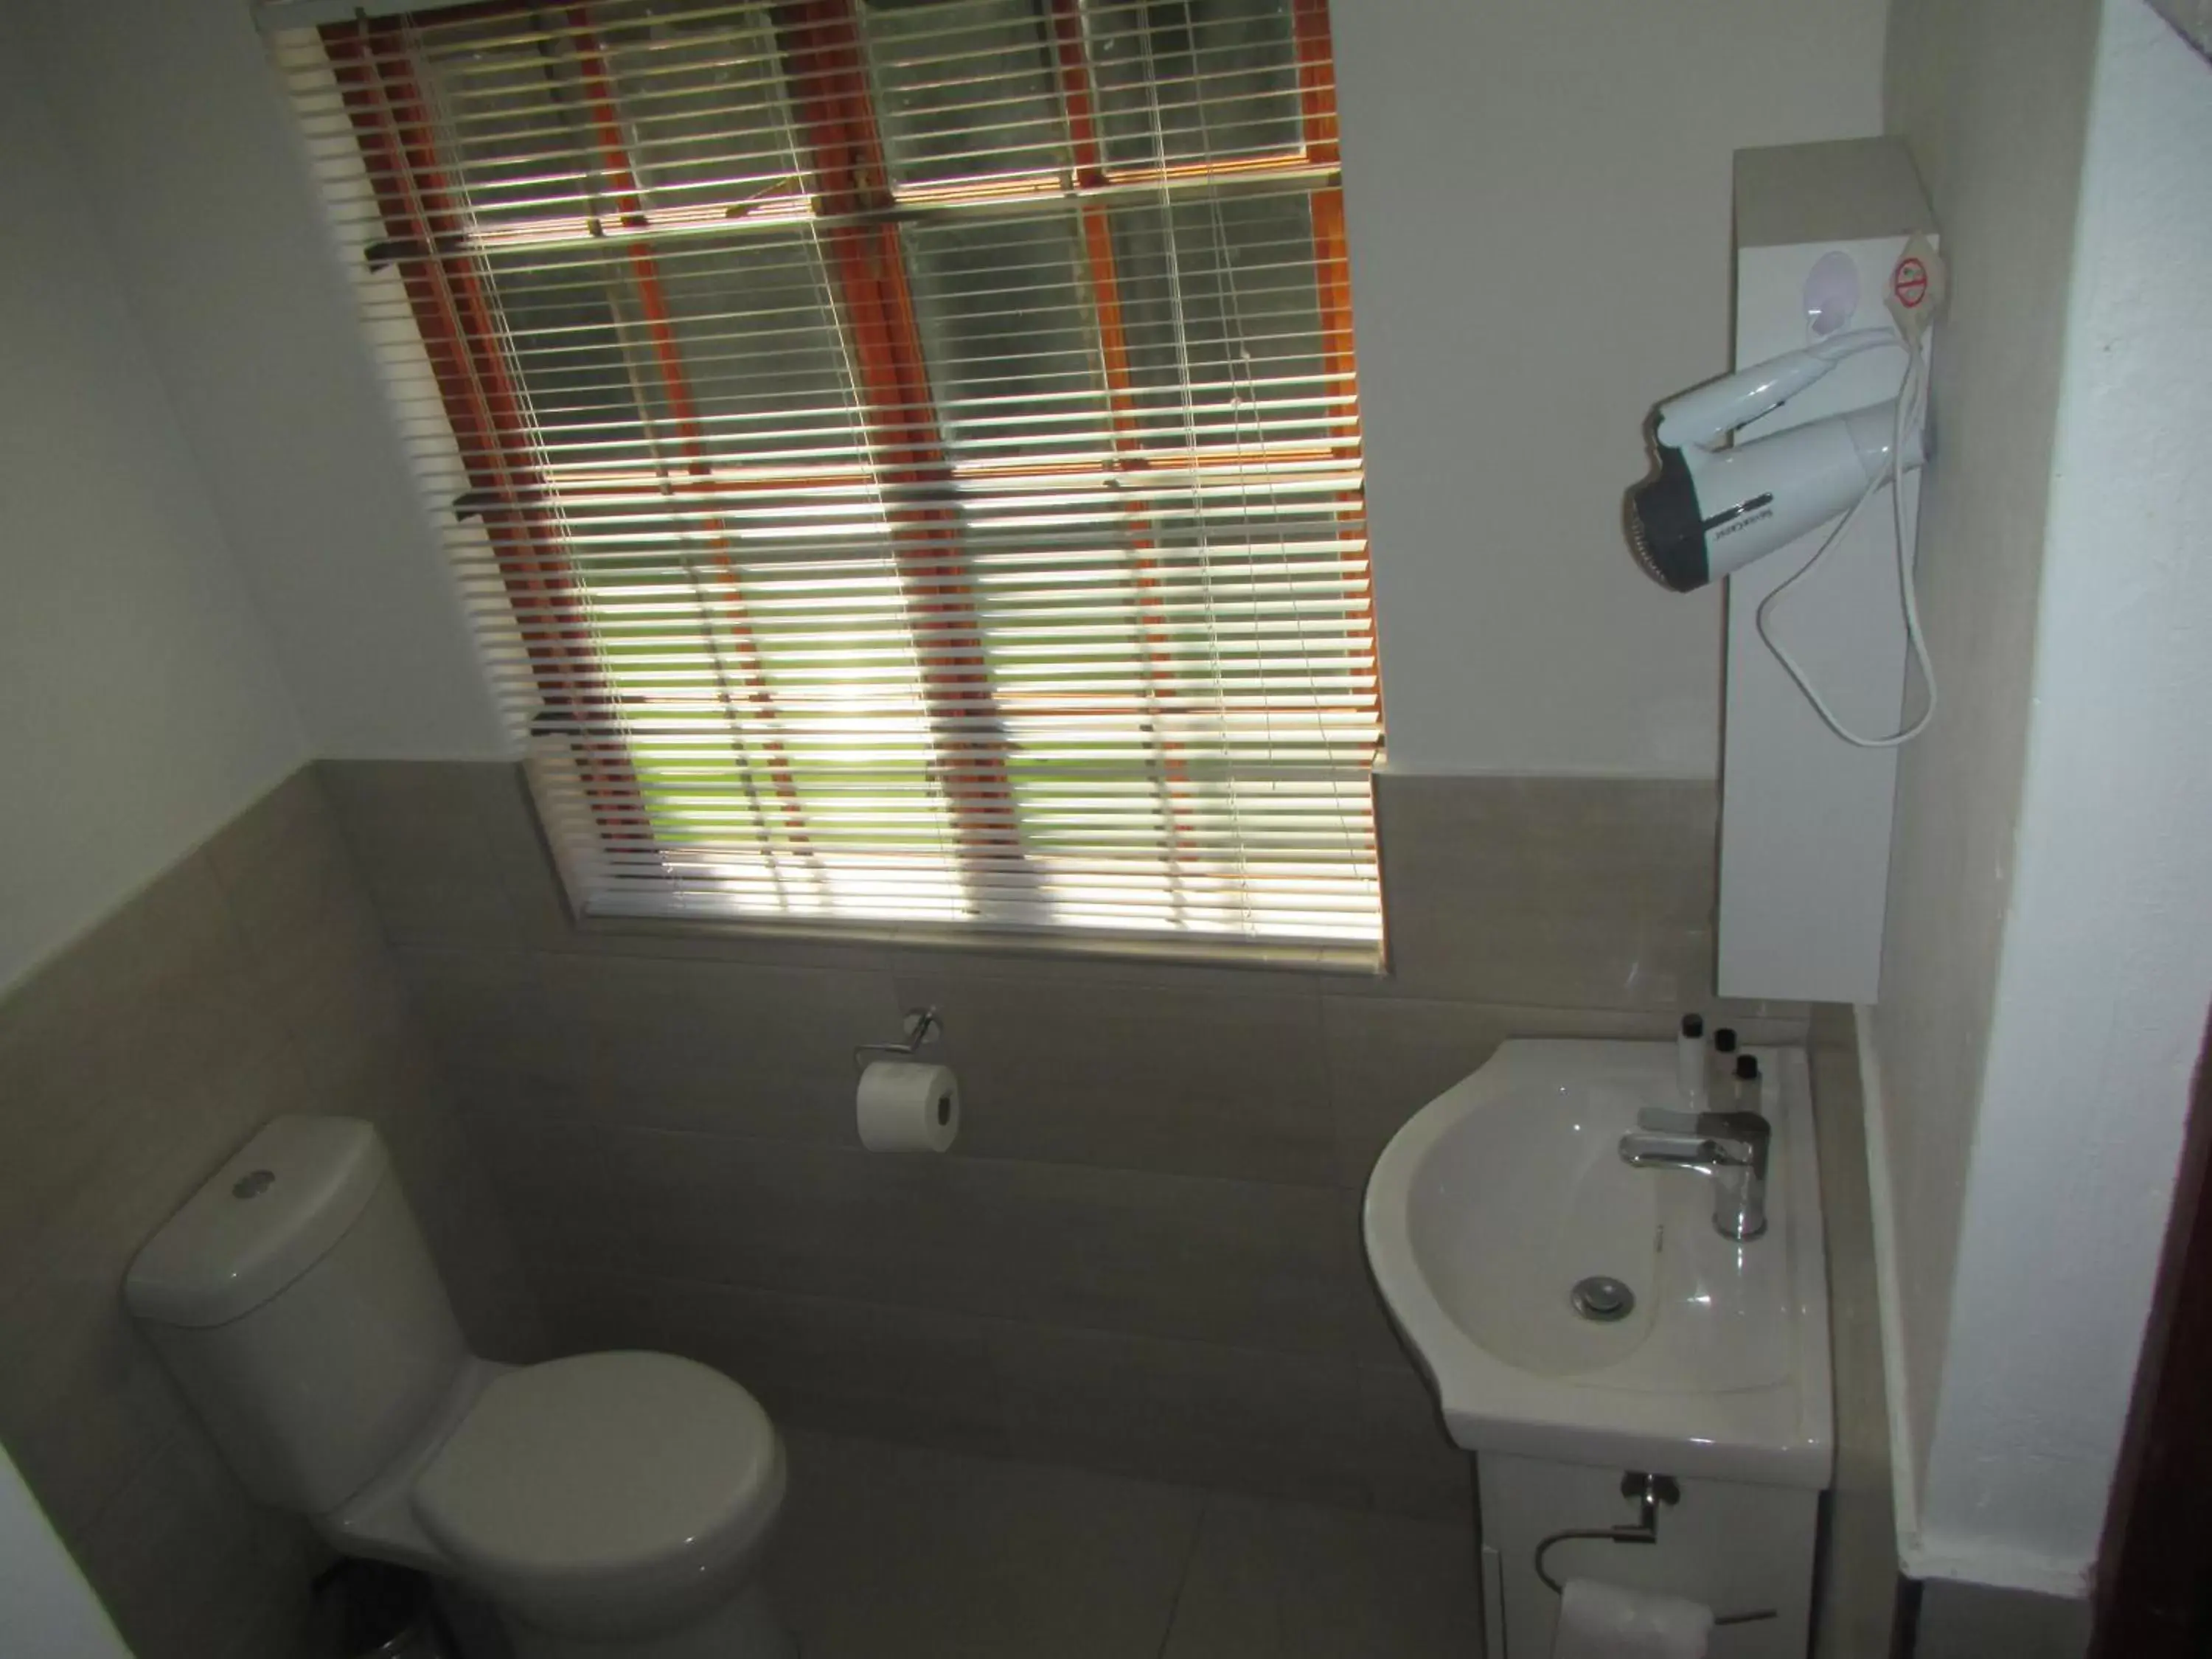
[765,1430,1482,1659]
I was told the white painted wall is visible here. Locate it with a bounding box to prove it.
[1870,0,2212,1593]
[2149,0,2212,56]
[0,1444,131,1659]
[11,0,509,765]
[1915,0,2212,1585]
[1871,0,2101,1512]
[13,0,1887,776]
[0,15,308,996]
[1333,0,1888,774]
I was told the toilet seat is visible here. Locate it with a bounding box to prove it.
[412,1351,786,1639]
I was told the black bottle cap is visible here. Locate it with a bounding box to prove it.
[1714,1029,1739,1054]
[1735,1054,1760,1079]
[1680,1013,1704,1038]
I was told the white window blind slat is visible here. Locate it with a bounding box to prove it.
[278,0,1382,950]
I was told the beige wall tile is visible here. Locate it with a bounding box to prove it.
[994,1324,1370,1509]
[540,951,900,1142]
[0,767,538,1649]
[0,857,296,1315]
[894,970,1335,1183]
[201,767,392,1035]
[1352,1363,1470,1523]
[604,1129,1358,1356]
[1368,773,1719,1009]
[320,760,532,946]
[223,787,557,1365]
[938,1154,1362,1356]
[552,1271,1008,1455]
[461,760,580,948]
[0,1266,196,1543]
[561,918,908,975]
[74,1425,316,1659]
[459,1100,637,1276]
[421,1185,548,1368]
[1335,1187,1423,1370]
[593,1129,873,1297]
[1807,1006,1902,1659]
[0,858,302,1540]
[327,761,1750,1019]
[394,944,563,1087]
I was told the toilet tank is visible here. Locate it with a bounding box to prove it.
[125,1116,467,1514]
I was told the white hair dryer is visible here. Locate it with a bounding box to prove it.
[1625,328,1922,593]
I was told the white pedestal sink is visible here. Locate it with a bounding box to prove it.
[1363,1037,1832,1486]
[1363,1039,1834,1656]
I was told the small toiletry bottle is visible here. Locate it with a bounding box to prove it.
[1733,1054,1764,1118]
[1677,1014,1708,1108]
[1711,1027,1739,1097]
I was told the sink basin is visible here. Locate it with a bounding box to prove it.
[1362,1039,1832,1489]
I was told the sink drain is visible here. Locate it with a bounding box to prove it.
[1570,1276,1635,1322]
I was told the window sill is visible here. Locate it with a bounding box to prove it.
[567,904,1388,980]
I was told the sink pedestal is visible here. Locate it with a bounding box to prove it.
[1477,1452,1816,1658]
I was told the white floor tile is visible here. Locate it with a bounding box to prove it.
[1160,1492,1481,1659]
[765,1431,1481,1659]
[767,1430,1204,1659]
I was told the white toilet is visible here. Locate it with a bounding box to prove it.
[124,1115,795,1659]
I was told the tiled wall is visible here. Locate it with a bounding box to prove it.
[0,770,541,1659]
[1801,1004,2087,1659]
[1807,1004,1902,1658]
[328,761,1805,1520]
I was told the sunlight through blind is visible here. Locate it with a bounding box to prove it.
[276,0,1382,948]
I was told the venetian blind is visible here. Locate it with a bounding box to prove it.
[276,0,1382,949]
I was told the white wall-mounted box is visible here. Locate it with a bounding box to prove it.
[1717,139,1936,1004]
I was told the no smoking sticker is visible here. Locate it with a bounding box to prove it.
[1893,257,1930,310]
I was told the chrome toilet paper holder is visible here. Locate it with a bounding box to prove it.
[1531,1472,1776,1626]
[853,1006,942,1073]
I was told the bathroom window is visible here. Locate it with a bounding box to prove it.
[276,0,1380,950]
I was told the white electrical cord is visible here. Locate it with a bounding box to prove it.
[1752,320,1938,748]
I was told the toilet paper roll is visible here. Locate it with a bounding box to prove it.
[856,1060,961,1152]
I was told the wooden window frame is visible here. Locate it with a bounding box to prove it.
[322,0,1363,922]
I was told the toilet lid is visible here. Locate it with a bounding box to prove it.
[413,1352,782,1592]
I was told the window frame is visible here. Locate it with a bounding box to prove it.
[315,0,1380,960]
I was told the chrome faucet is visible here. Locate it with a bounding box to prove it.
[1618,1110,1771,1241]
